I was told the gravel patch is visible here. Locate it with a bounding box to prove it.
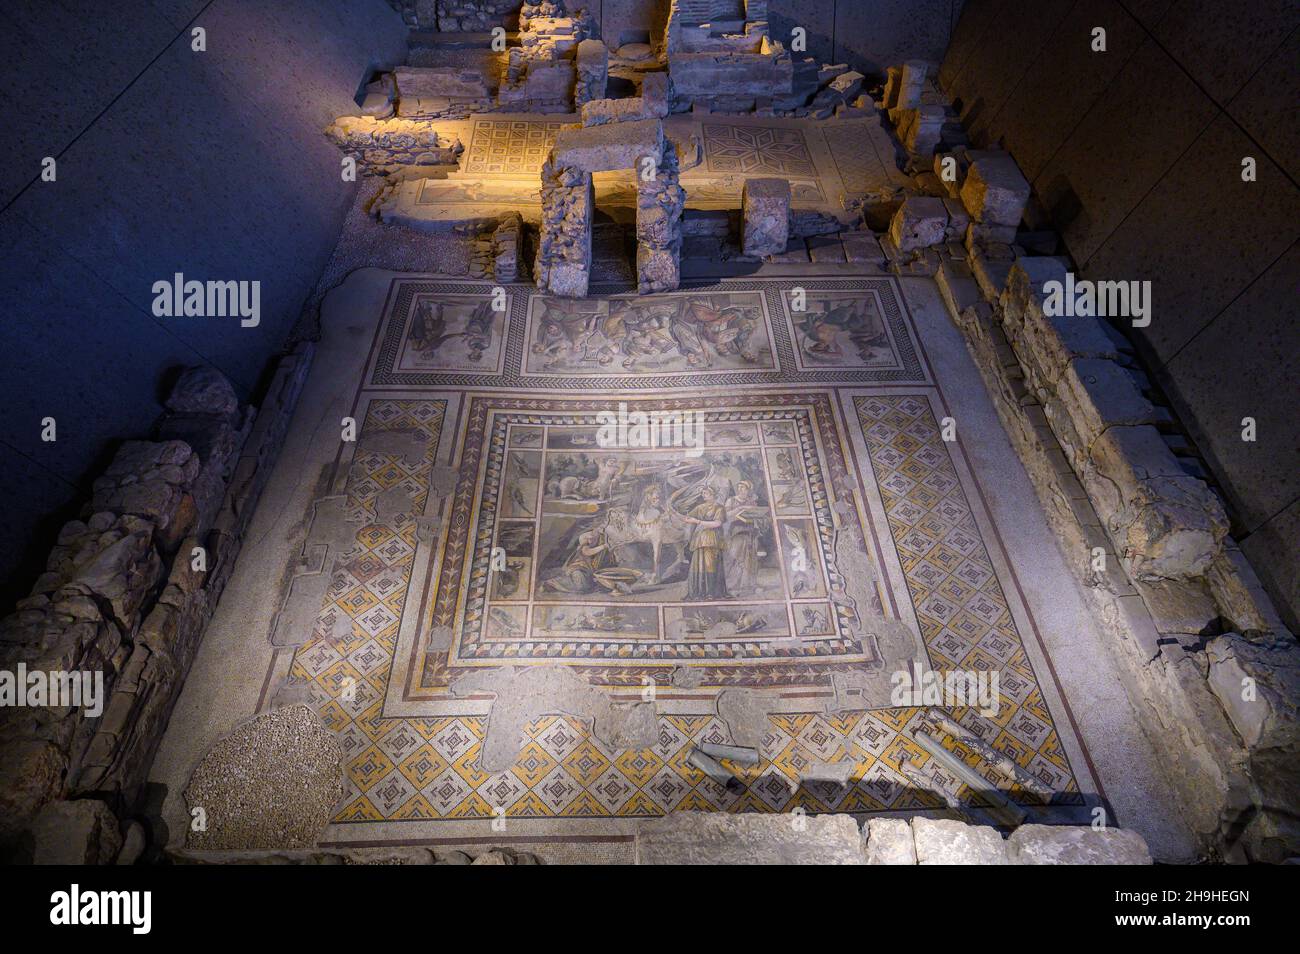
[183,704,343,850]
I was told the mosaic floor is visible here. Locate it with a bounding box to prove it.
[270,275,1100,840]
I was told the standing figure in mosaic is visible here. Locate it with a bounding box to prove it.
[723,480,764,595]
[683,485,730,600]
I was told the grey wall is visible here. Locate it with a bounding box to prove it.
[940,0,1300,628]
[0,0,408,605]
[769,0,965,77]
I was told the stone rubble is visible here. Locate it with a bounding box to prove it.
[635,813,1153,865]
[0,347,312,862]
[323,115,463,175]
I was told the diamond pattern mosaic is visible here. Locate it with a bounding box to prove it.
[288,392,1083,823]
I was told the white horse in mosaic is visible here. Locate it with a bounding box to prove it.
[603,496,691,585]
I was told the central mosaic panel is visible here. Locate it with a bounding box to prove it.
[417,392,882,690]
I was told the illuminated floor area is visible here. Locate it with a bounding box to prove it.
[150,261,1197,862]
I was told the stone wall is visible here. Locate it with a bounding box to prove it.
[929,160,1296,864]
[0,353,313,863]
[387,0,523,31]
[634,813,1152,864]
[324,116,464,174]
[940,0,1300,631]
[871,51,1300,862]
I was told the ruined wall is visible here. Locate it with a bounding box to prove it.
[0,0,407,608]
[392,0,963,76]
[940,0,1300,629]
[0,356,313,862]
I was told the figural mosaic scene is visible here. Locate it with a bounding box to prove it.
[0,0,1297,882]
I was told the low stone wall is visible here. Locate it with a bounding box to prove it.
[0,348,313,863]
[633,812,1152,864]
[323,115,464,175]
[873,57,1300,862]
[950,273,1300,863]
[386,0,523,32]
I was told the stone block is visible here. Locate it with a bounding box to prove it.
[580,97,660,126]
[937,260,983,316]
[902,105,945,161]
[394,66,489,99]
[32,799,122,865]
[888,196,948,251]
[1205,632,1300,752]
[829,70,866,101]
[741,178,791,257]
[942,197,970,239]
[668,51,794,97]
[1000,256,1067,330]
[970,247,1015,303]
[960,153,1030,226]
[636,812,865,864]
[842,232,886,265]
[165,366,240,421]
[636,244,681,294]
[912,817,1008,864]
[807,236,845,263]
[864,817,916,864]
[1058,358,1160,448]
[525,60,577,102]
[681,209,732,238]
[1087,425,1230,581]
[641,71,671,114]
[552,118,663,173]
[967,221,1018,245]
[1007,825,1152,864]
[898,60,929,108]
[575,38,608,106]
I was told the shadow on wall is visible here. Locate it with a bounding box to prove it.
[0,0,410,608]
[939,0,1300,630]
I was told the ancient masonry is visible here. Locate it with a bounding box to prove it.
[0,354,312,863]
[534,112,684,296]
[868,59,1300,864]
